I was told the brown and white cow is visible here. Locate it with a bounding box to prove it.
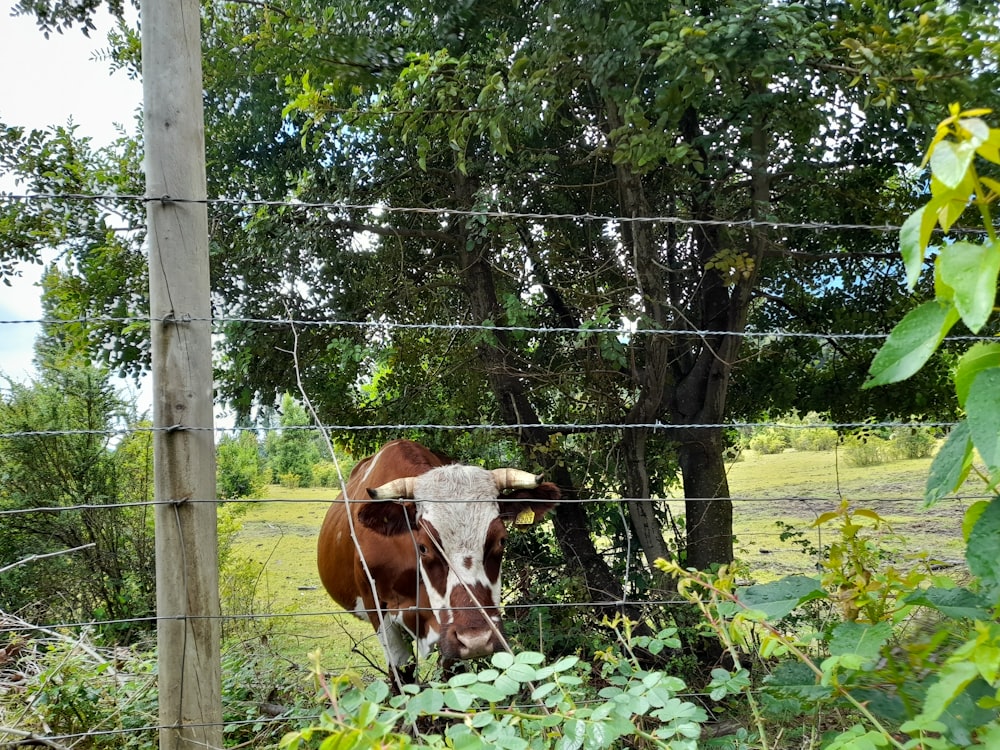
[317,439,559,686]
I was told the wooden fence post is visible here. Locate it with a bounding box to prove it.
[141,0,222,746]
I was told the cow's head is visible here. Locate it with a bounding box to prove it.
[357,464,558,664]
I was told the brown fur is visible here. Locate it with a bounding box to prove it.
[316,439,558,677]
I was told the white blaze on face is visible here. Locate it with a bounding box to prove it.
[413,465,503,617]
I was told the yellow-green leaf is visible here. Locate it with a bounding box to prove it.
[930,139,977,190]
[966,369,1000,477]
[925,421,973,505]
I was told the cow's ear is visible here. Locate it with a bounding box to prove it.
[357,501,417,537]
[499,481,560,528]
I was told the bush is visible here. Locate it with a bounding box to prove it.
[748,428,788,454]
[0,618,308,749]
[217,432,270,499]
[312,460,346,488]
[278,471,301,488]
[888,426,937,460]
[841,434,891,467]
[788,425,839,452]
[282,624,725,750]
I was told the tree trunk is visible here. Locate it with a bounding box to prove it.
[451,172,627,607]
[607,97,676,573]
[667,99,770,571]
[621,429,673,570]
[678,429,733,570]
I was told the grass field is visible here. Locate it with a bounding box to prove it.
[228,447,975,665]
[226,487,378,670]
[721,448,973,580]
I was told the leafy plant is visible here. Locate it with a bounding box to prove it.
[865,104,1000,502]
[660,105,1000,749]
[281,629,732,750]
[812,502,930,625]
[840,433,892,467]
[748,428,789,455]
[862,103,1000,742]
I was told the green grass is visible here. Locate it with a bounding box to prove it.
[721,448,974,580]
[228,448,978,662]
[226,486,378,671]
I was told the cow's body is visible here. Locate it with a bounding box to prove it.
[317,440,558,685]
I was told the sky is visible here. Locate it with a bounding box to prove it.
[0,7,142,382]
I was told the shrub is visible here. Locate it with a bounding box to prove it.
[311,460,345,488]
[788,424,839,452]
[217,432,270,499]
[278,471,301,488]
[748,428,788,454]
[841,434,890,467]
[281,625,728,750]
[888,426,937,460]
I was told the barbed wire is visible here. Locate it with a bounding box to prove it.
[13,190,1000,238]
[0,420,963,441]
[0,190,958,233]
[0,492,980,519]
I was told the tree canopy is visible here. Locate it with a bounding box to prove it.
[3,0,999,591]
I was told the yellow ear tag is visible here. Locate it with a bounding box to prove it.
[514,509,536,526]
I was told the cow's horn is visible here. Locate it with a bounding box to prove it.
[492,468,543,490]
[367,476,417,499]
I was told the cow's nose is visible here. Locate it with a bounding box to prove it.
[455,629,494,658]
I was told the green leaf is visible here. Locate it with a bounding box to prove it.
[405,687,444,715]
[966,370,1000,477]
[763,660,829,700]
[904,586,991,620]
[818,725,891,750]
[504,662,537,683]
[491,651,514,670]
[963,500,989,541]
[446,724,488,750]
[917,660,980,722]
[828,621,892,665]
[468,681,507,703]
[530,682,558,701]
[966,497,1000,599]
[736,575,827,620]
[555,718,586,750]
[937,240,1000,333]
[514,651,545,665]
[448,672,480,688]
[899,204,933,289]
[864,300,959,387]
[955,343,1000,407]
[925,421,973,505]
[444,686,476,711]
[930,138,977,189]
[493,673,522,696]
